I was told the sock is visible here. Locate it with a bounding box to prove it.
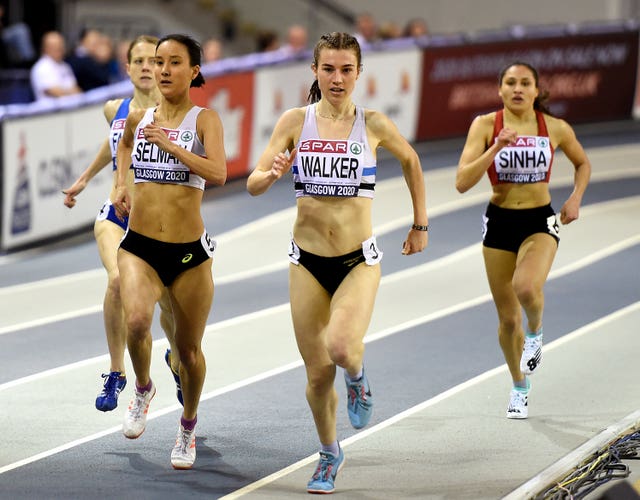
[526,327,543,338]
[135,380,153,393]
[346,366,363,382]
[181,415,197,431]
[321,440,340,456]
[514,377,530,391]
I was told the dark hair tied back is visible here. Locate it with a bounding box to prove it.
[157,33,205,88]
[498,60,551,115]
[307,32,362,104]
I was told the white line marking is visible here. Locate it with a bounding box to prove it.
[0,247,636,475]
[1,194,638,336]
[220,302,640,499]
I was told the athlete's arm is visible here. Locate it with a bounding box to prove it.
[62,99,122,208]
[113,109,142,219]
[247,108,302,196]
[456,113,516,193]
[368,109,428,255]
[552,117,591,224]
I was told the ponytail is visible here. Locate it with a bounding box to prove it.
[307,79,321,104]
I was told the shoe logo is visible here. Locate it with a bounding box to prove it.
[182,253,193,263]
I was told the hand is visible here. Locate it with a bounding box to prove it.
[402,228,428,255]
[143,123,173,151]
[559,195,580,225]
[61,179,87,208]
[112,185,131,221]
[271,148,297,180]
[496,128,517,149]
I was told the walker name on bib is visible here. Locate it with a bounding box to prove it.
[298,139,363,197]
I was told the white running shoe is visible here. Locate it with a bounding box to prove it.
[171,424,196,469]
[506,388,529,419]
[520,333,543,375]
[123,383,156,439]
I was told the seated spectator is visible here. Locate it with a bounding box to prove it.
[113,38,132,81]
[403,17,429,38]
[278,24,308,57]
[353,12,378,48]
[66,28,111,90]
[378,21,402,40]
[202,37,223,63]
[0,2,35,68]
[256,29,280,52]
[30,31,82,101]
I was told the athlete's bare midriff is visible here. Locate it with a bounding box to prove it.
[293,196,372,256]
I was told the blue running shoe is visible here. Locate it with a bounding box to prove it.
[95,371,127,412]
[344,368,373,429]
[307,447,345,494]
[164,349,183,406]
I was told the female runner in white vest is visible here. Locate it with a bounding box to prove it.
[62,36,180,413]
[247,32,429,494]
[113,34,227,470]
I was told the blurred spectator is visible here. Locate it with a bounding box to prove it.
[30,31,82,101]
[378,21,402,40]
[94,32,120,83]
[66,28,112,91]
[403,17,429,38]
[256,29,280,52]
[353,12,378,48]
[113,38,132,81]
[0,2,35,68]
[202,37,223,62]
[278,24,308,57]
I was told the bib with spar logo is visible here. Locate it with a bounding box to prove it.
[296,139,365,197]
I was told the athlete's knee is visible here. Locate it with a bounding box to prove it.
[175,345,203,371]
[306,364,335,395]
[126,310,153,339]
[105,271,122,300]
[513,279,542,309]
[327,341,353,368]
[498,312,521,334]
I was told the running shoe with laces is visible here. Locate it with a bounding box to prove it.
[95,371,127,412]
[306,447,345,494]
[506,385,530,419]
[171,424,197,469]
[344,368,373,429]
[164,349,183,406]
[123,382,156,439]
[520,332,543,375]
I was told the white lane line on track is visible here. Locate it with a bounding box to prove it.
[1,161,637,277]
[3,227,638,390]
[1,194,638,337]
[0,242,637,474]
[219,301,640,499]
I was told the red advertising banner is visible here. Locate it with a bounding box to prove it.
[417,29,640,140]
[190,71,254,179]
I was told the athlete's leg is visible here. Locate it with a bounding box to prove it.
[158,290,178,368]
[168,260,213,420]
[483,246,523,382]
[290,263,336,446]
[325,263,380,377]
[118,249,164,387]
[94,219,126,373]
[513,233,557,333]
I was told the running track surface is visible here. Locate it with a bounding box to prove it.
[0,121,639,499]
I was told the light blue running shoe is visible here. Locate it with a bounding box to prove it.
[344,368,374,429]
[307,447,345,494]
[95,371,127,412]
[164,349,183,406]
